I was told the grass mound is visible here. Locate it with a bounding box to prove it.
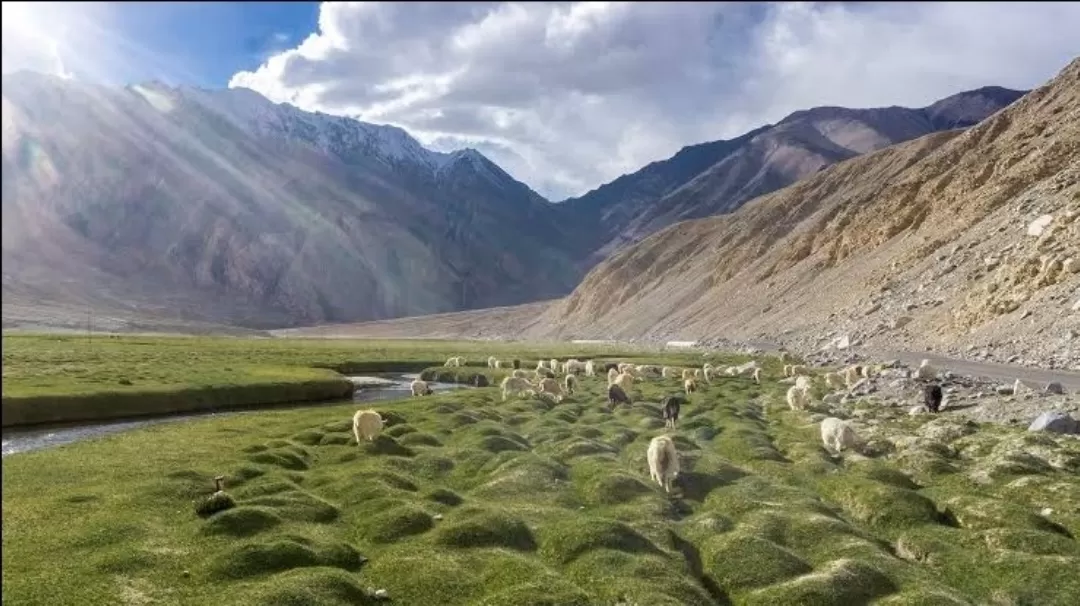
[4,344,1079,606]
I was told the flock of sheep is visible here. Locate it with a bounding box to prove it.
[350,353,949,496]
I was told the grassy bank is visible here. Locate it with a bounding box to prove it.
[1,333,681,427]
[4,361,1078,605]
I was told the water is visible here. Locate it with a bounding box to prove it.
[1,373,465,457]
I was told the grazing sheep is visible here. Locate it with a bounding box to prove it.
[564,359,586,375]
[487,356,498,369]
[693,369,702,379]
[501,376,532,401]
[614,372,635,394]
[538,377,564,398]
[584,360,596,376]
[924,384,944,413]
[789,364,808,377]
[786,385,810,411]
[608,384,631,409]
[683,378,697,395]
[536,360,549,371]
[860,365,873,379]
[550,359,560,373]
[702,366,714,384]
[647,436,680,493]
[824,372,844,389]
[783,364,793,377]
[662,366,678,379]
[604,362,620,373]
[607,367,620,385]
[753,368,762,384]
[563,374,577,394]
[494,359,505,369]
[444,357,456,367]
[512,369,529,379]
[794,375,813,390]
[916,359,937,381]
[682,368,695,381]
[841,365,862,388]
[352,409,384,443]
[702,362,714,373]
[410,379,434,396]
[661,395,687,430]
[512,359,521,370]
[820,417,858,453]
[537,391,562,405]
[724,366,739,376]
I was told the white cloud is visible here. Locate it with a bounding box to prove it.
[232,1,1079,200]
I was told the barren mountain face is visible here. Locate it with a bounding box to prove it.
[533,59,1080,367]
[1,73,585,329]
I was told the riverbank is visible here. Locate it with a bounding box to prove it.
[0,334,657,428]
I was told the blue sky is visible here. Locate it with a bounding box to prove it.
[108,2,320,87]
[3,2,1078,199]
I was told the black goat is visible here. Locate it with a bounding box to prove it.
[608,384,631,409]
[924,384,943,413]
[661,395,687,429]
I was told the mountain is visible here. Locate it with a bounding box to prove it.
[560,86,1027,263]
[529,58,1079,366]
[1,72,587,329]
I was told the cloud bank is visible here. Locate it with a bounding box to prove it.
[239,3,1078,199]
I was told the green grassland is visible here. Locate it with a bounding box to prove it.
[4,359,1078,606]
[1,334,695,426]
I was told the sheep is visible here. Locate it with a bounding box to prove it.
[860,364,873,379]
[916,359,937,381]
[683,378,697,395]
[662,366,678,379]
[487,356,498,369]
[539,369,556,379]
[753,368,762,384]
[724,366,739,376]
[693,368,702,379]
[608,384,631,409]
[563,374,577,395]
[410,379,434,397]
[604,362,620,373]
[550,358,560,373]
[661,395,687,429]
[538,377,564,398]
[794,375,812,390]
[352,409,384,443]
[924,384,944,413]
[783,364,793,377]
[824,372,844,389]
[702,366,714,384]
[820,417,858,453]
[585,360,596,376]
[682,368,695,381]
[618,362,634,374]
[780,351,793,363]
[501,376,532,401]
[536,360,549,371]
[647,436,680,493]
[537,391,562,405]
[789,364,808,376]
[512,369,529,379]
[613,372,635,394]
[841,365,862,388]
[494,359,505,369]
[786,385,810,411]
[564,359,586,375]
[444,357,456,367]
[607,367,620,385]
[702,362,714,373]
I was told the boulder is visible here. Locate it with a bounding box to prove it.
[1027,411,1080,435]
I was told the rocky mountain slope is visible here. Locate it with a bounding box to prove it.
[1,72,587,328]
[559,87,1026,264]
[530,58,1079,368]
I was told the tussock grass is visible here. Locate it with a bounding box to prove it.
[3,350,1078,605]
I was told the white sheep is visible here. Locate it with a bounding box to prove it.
[550,358,560,373]
[512,369,529,379]
[487,356,498,369]
[794,375,813,390]
[501,376,532,401]
[647,435,680,493]
[619,362,635,374]
[841,365,862,388]
[783,364,793,377]
[662,366,678,379]
[916,359,937,381]
[753,368,762,384]
[789,364,808,377]
[724,366,739,376]
[494,359,505,369]
[613,372,635,394]
[536,360,548,371]
[563,374,577,394]
[786,385,810,411]
[352,409,384,443]
[444,357,456,367]
[824,372,844,389]
[702,366,714,384]
[684,378,697,395]
[564,359,586,375]
[584,360,596,376]
[820,417,858,453]
[693,368,702,379]
[410,379,434,397]
[607,367,620,385]
[682,368,695,381]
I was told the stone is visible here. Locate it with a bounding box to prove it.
[1027,214,1053,237]
[1028,411,1080,435]
[1044,382,1065,395]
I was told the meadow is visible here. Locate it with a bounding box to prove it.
[3,352,1079,606]
[0,334,663,426]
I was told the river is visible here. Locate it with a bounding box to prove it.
[1,373,466,457]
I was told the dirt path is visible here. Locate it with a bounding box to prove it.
[873,350,1080,393]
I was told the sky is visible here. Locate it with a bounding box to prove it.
[3,2,1079,201]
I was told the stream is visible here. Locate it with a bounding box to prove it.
[1,373,466,457]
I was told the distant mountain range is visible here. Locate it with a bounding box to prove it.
[0,69,1025,330]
